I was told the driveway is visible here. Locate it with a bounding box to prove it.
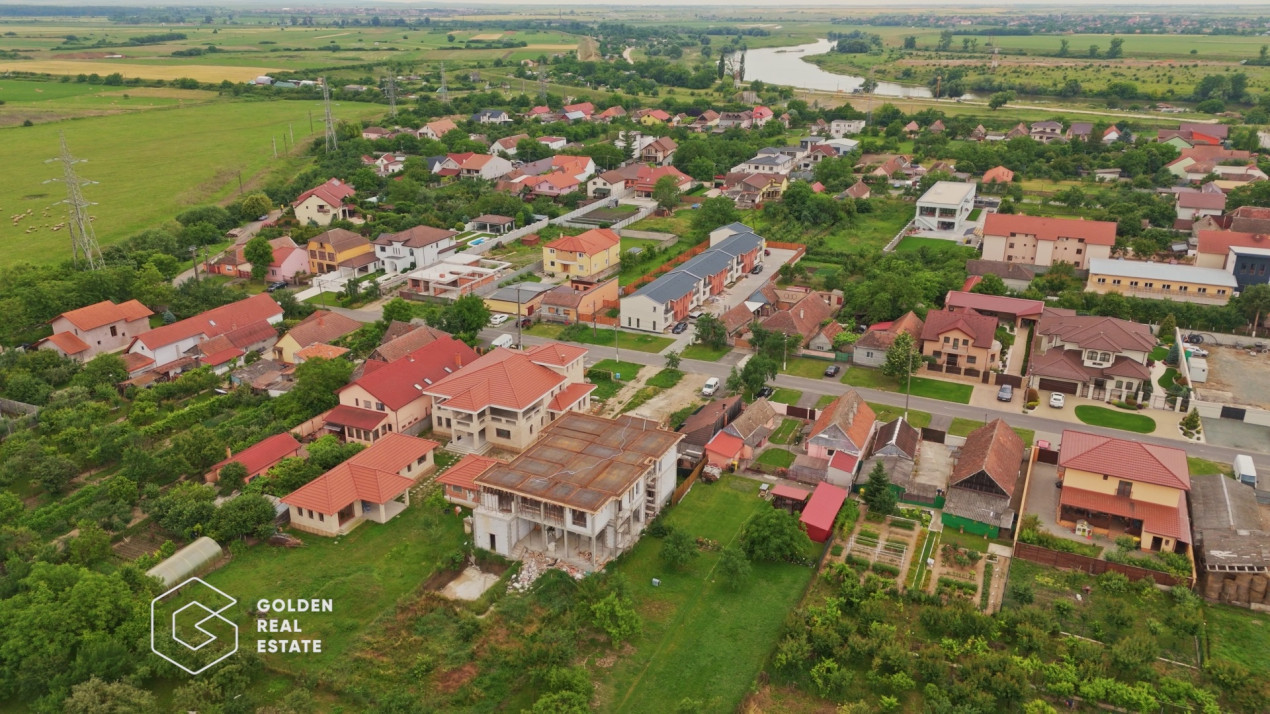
[1023,462,1116,554]
[1201,417,1270,451]
[172,209,282,286]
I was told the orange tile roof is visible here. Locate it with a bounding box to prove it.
[534,172,579,191]
[438,454,504,493]
[543,228,620,256]
[548,382,597,411]
[809,390,875,451]
[134,294,282,351]
[292,178,355,208]
[1059,430,1190,491]
[1196,229,1270,256]
[951,419,1024,497]
[551,155,592,176]
[983,213,1117,246]
[58,299,152,332]
[121,352,154,373]
[284,310,363,353]
[212,432,302,477]
[423,344,578,412]
[342,335,478,411]
[1060,485,1190,543]
[295,343,350,361]
[44,331,90,355]
[324,404,389,431]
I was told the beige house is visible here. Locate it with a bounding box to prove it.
[1087,258,1238,306]
[282,433,440,537]
[543,228,621,279]
[539,278,620,324]
[292,178,356,227]
[980,214,1116,270]
[424,342,595,455]
[273,310,362,364]
[1029,307,1154,401]
[919,309,1000,372]
[41,299,153,362]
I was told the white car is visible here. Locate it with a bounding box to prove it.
[1049,392,1066,409]
[489,314,509,326]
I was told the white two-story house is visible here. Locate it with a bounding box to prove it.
[372,225,459,274]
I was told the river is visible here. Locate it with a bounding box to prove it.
[744,39,942,99]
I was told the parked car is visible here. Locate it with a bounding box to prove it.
[750,264,764,275]
[518,317,532,328]
[265,281,288,293]
[824,365,841,377]
[671,321,688,334]
[997,384,1013,402]
[763,249,771,256]
[701,377,720,397]
[489,314,509,326]
[755,386,774,399]
[1049,392,1065,408]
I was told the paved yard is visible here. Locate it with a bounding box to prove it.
[914,442,955,496]
[1200,417,1270,452]
[1022,462,1116,554]
[1201,345,1270,410]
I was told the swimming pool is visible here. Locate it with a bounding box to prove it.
[469,238,485,246]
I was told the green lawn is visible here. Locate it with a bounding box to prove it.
[600,475,817,712]
[815,394,837,409]
[0,97,384,265]
[779,356,837,378]
[592,359,643,381]
[1187,456,1229,477]
[1149,345,1169,362]
[894,236,961,252]
[948,417,1035,446]
[755,448,796,468]
[1074,405,1157,434]
[645,368,684,389]
[937,528,991,554]
[1206,603,1270,676]
[1158,367,1179,390]
[842,367,972,404]
[680,343,732,361]
[770,388,803,406]
[769,417,803,445]
[528,323,675,353]
[203,496,466,672]
[867,402,932,429]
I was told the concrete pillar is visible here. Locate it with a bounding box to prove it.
[591,534,596,566]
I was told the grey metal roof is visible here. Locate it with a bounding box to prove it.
[713,230,763,257]
[676,249,734,279]
[489,282,556,303]
[719,222,751,234]
[1089,258,1239,287]
[630,270,700,303]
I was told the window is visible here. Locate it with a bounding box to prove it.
[416,456,427,466]
[572,510,587,527]
[377,402,385,411]
[1112,279,1121,286]
[1162,284,1171,291]
[1144,282,1153,288]
[1129,281,1139,287]
[966,356,977,365]
[110,326,118,337]
[1075,248,1083,255]
[1116,480,1133,498]
[318,513,325,522]
[943,336,950,344]
[1178,285,1188,292]
[1009,242,1015,249]
[495,428,511,439]
[1096,277,1106,284]
[1218,289,1228,295]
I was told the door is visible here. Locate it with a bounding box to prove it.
[1038,378,1079,395]
[946,353,959,367]
[489,533,497,551]
[1150,536,1163,552]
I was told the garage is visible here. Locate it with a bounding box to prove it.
[1037,378,1079,395]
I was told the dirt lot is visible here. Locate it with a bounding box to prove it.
[620,371,709,423]
[1199,345,1270,409]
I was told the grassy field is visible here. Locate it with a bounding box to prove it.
[815,394,836,409]
[592,358,644,380]
[527,323,674,353]
[599,476,817,712]
[1074,405,1158,434]
[680,343,731,362]
[894,236,961,252]
[203,494,466,672]
[1187,456,1229,477]
[841,366,974,404]
[755,448,796,469]
[867,402,932,429]
[1206,603,1270,676]
[0,95,383,266]
[769,388,802,406]
[779,356,837,379]
[769,417,802,445]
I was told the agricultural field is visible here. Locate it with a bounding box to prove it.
[0,79,220,125]
[0,92,382,265]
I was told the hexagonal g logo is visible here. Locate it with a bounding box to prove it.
[151,577,238,675]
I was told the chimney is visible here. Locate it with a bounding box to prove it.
[455,352,463,368]
[226,446,233,459]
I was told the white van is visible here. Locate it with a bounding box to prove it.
[490,334,515,350]
[1235,454,1258,488]
[701,377,720,397]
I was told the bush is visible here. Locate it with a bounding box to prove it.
[1009,582,1035,604]
[871,562,901,577]
[830,544,844,557]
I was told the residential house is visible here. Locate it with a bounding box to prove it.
[446,152,515,181]
[633,165,693,198]
[942,419,1024,538]
[307,228,376,276]
[549,155,596,182]
[402,254,508,301]
[206,237,305,282]
[489,133,530,156]
[716,111,753,130]
[438,453,504,508]
[1087,258,1237,305]
[982,166,1014,184]
[1030,121,1065,143]
[126,294,283,375]
[543,228,621,279]
[372,224,459,274]
[527,172,581,198]
[1057,430,1191,554]
[807,322,843,352]
[294,344,349,364]
[732,153,794,175]
[539,277,620,324]
[722,397,779,449]
[292,178,356,227]
[752,105,774,126]
[840,180,871,200]
[638,108,671,126]
[1166,146,1254,182]
[368,323,447,364]
[853,311,924,368]
[830,119,866,137]
[915,181,977,233]
[273,310,362,364]
[760,292,836,348]
[283,433,440,536]
[640,136,678,166]
[965,259,1038,292]
[361,126,393,140]
[703,430,747,470]
[1176,192,1227,223]
[595,105,627,122]
[425,342,595,455]
[621,230,764,332]
[562,101,594,119]
[471,109,512,124]
[1102,125,1124,144]
[587,165,640,198]
[484,281,556,318]
[40,299,152,363]
[944,291,1045,330]
[676,396,744,460]
[969,124,988,141]
[206,432,303,486]
[804,390,876,488]
[1227,205,1270,234]
[980,213,1116,270]
[1028,307,1154,401]
[919,308,1001,372]
[472,412,681,571]
[1067,122,1094,141]
[720,172,787,209]
[691,110,720,131]
[904,121,920,137]
[182,319,280,376]
[326,335,479,444]
[418,117,458,140]
[1196,230,1270,289]
[858,418,926,502]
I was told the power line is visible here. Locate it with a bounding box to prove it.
[45,132,102,270]
[321,77,338,152]
[386,74,397,119]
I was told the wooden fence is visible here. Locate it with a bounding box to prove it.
[672,458,707,505]
[1012,542,1190,587]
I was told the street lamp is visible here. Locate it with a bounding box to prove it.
[904,347,916,421]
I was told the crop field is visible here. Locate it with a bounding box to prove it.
[0,95,383,265]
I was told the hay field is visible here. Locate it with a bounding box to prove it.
[0,60,280,82]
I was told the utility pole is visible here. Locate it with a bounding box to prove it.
[386,74,397,119]
[516,286,523,347]
[45,132,103,270]
[308,110,314,134]
[438,61,449,104]
[538,69,548,100]
[321,77,338,152]
[189,245,200,282]
[289,122,295,147]
[904,349,915,421]
[273,137,278,158]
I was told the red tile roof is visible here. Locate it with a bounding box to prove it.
[944,291,1045,318]
[134,294,282,351]
[295,343,350,361]
[292,178,355,208]
[437,454,504,493]
[1060,486,1190,543]
[44,331,90,355]
[423,344,574,412]
[371,325,448,363]
[284,310,363,353]
[544,228,620,256]
[982,213,1117,246]
[324,404,389,431]
[920,308,998,348]
[855,311,923,352]
[1196,229,1270,256]
[704,430,745,463]
[212,432,302,477]
[829,451,860,475]
[1177,192,1227,210]
[809,390,875,451]
[771,484,811,501]
[58,299,152,332]
[951,419,1024,497]
[342,335,478,411]
[1059,430,1189,491]
[982,166,1014,184]
[121,352,154,374]
[548,382,597,412]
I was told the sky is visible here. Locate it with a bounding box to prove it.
[14,1,1270,6]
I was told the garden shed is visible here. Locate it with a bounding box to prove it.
[146,537,223,588]
[800,482,848,543]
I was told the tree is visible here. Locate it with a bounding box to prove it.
[937,30,953,52]
[660,529,698,569]
[1181,408,1202,433]
[216,461,248,495]
[881,331,920,381]
[590,592,641,646]
[67,520,113,566]
[381,297,414,324]
[265,457,322,494]
[35,451,78,493]
[1157,313,1177,343]
[664,351,681,370]
[1238,283,1270,337]
[1057,39,1070,57]
[210,493,277,541]
[693,313,728,350]
[1106,37,1124,59]
[435,293,491,344]
[148,481,218,538]
[73,353,127,390]
[717,545,752,590]
[63,676,159,714]
[652,174,682,212]
[903,36,917,50]
[862,462,897,516]
[739,355,777,396]
[740,507,810,562]
[971,274,1008,296]
[284,357,353,419]
[306,434,364,470]
[243,236,274,281]
[988,91,1015,110]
